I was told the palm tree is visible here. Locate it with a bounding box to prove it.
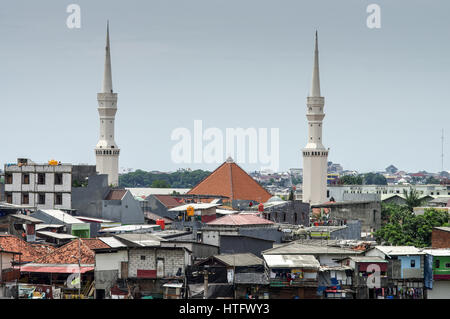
[403,188,424,212]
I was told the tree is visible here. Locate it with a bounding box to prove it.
[374,206,448,247]
[403,188,424,212]
[363,173,387,185]
[151,180,170,188]
[426,176,441,184]
[339,175,363,185]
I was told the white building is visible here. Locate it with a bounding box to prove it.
[95,22,120,187]
[4,158,72,210]
[328,184,450,202]
[302,31,328,205]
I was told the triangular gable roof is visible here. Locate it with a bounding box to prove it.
[187,159,272,203]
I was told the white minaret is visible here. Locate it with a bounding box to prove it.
[95,22,120,186]
[302,31,328,205]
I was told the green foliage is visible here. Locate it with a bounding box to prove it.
[119,169,210,188]
[375,205,449,247]
[339,175,363,185]
[339,173,387,185]
[151,180,170,188]
[291,176,302,185]
[426,176,441,184]
[403,188,424,212]
[72,179,88,187]
[363,173,387,185]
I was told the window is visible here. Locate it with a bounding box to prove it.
[445,263,450,268]
[22,193,29,205]
[435,259,440,268]
[410,260,415,267]
[6,192,12,204]
[54,173,63,185]
[5,174,13,184]
[140,255,146,261]
[38,193,45,205]
[37,173,46,185]
[22,174,30,184]
[55,193,63,205]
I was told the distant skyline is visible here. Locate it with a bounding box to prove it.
[1,1,449,173]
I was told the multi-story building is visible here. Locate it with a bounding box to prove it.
[328,184,450,202]
[3,158,96,210]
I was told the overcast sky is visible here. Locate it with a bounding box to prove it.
[1,1,449,173]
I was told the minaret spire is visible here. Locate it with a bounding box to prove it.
[102,21,113,93]
[96,20,120,187]
[309,30,321,97]
[302,31,328,206]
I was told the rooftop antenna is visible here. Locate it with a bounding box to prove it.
[441,129,444,173]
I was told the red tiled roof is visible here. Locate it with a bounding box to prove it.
[0,235,46,263]
[80,238,110,250]
[154,195,182,208]
[105,189,127,200]
[187,160,272,203]
[206,214,274,226]
[30,243,56,256]
[31,239,104,265]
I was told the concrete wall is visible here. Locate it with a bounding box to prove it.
[202,226,283,247]
[146,195,172,218]
[264,201,310,226]
[219,235,274,257]
[330,220,361,240]
[427,281,450,299]
[102,191,144,224]
[71,174,110,218]
[325,201,381,232]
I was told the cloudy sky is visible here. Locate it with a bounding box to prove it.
[1,0,449,173]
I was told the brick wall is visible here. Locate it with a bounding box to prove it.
[432,228,450,248]
[128,248,186,278]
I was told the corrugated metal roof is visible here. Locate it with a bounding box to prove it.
[374,246,425,256]
[10,214,43,224]
[169,203,220,211]
[421,249,450,256]
[126,188,190,197]
[37,210,84,225]
[98,224,160,234]
[206,214,274,226]
[263,254,320,269]
[263,242,362,256]
[213,253,263,267]
[36,231,77,240]
[346,256,388,263]
[98,237,127,248]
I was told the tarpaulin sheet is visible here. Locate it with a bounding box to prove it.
[19,265,94,274]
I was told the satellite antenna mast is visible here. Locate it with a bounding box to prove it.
[442,129,444,173]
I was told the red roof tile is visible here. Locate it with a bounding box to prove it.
[154,195,182,208]
[105,189,127,200]
[31,239,105,265]
[206,214,274,226]
[0,235,46,263]
[187,160,272,203]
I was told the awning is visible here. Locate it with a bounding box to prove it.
[19,265,94,274]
